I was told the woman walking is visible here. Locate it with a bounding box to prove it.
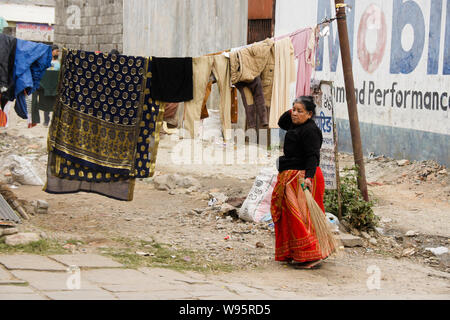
[271,96,335,269]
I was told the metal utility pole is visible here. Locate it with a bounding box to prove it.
[335,0,369,201]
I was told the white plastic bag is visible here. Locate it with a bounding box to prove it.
[7,155,44,186]
[239,167,278,222]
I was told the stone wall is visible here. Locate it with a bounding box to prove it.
[54,0,123,53]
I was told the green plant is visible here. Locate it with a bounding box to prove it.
[324,166,379,230]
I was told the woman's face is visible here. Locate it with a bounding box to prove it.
[291,103,312,125]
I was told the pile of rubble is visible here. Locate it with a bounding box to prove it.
[361,154,449,185]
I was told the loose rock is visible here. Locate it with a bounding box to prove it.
[361,231,371,239]
[256,242,265,248]
[402,248,416,257]
[5,233,40,246]
[339,233,363,247]
[153,174,177,190]
[405,230,419,237]
[397,159,410,166]
[425,247,449,256]
[209,192,228,205]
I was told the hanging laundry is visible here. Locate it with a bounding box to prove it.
[45,50,164,201]
[183,55,232,140]
[150,57,193,102]
[269,37,296,128]
[199,73,217,120]
[163,102,179,127]
[289,28,317,97]
[230,38,274,129]
[230,38,274,85]
[235,77,268,129]
[13,39,52,120]
[0,34,17,104]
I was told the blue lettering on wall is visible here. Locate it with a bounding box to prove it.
[444,0,450,74]
[427,0,443,74]
[316,0,355,72]
[390,0,426,74]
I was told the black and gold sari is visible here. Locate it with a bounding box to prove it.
[44,49,164,201]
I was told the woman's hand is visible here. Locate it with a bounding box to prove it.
[304,178,313,190]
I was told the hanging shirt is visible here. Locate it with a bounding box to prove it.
[13,39,52,119]
[289,28,315,97]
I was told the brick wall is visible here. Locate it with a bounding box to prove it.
[54,0,123,53]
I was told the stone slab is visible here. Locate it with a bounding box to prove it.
[0,293,46,300]
[0,266,13,280]
[339,233,364,247]
[49,254,123,268]
[223,283,264,295]
[263,289,306,300]
[44,290,116,300]
[0,255,67,271]
[82,268,150,285]
[186,283,229,293]
[0,285,35,294]
[10,270,102,291]
[100,281,180,293]
[115,290,194,300]
[138,267,200,283]
[189,293,242,300]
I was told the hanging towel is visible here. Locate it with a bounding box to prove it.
[269,38,296,128]
[150,57,193,102]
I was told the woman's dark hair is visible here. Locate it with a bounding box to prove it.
[293,96,316,116]
[110,49,120,55]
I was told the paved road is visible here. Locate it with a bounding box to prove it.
[0,254,301,300]
[1,253,449,300]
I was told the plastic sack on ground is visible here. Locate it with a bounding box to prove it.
[239,167,278,222]
[6,155,44,186]
[200,110,223,142]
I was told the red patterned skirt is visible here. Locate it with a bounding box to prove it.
[270,167,327,262]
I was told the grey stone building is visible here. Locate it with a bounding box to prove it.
[54,0,124,53]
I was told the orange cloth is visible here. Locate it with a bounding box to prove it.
[200,81,212,119]
[270,168,328,262]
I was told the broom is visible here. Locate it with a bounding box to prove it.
[302,183,341,258]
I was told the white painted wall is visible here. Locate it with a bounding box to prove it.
[275,0,449,164]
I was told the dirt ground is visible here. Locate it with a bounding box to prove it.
[1,111,449,299]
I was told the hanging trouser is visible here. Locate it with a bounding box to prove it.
[235,76,268,129]
[183,55,232,140]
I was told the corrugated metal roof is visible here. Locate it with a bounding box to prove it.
[0,194,21,224]
[0,4,55,24]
